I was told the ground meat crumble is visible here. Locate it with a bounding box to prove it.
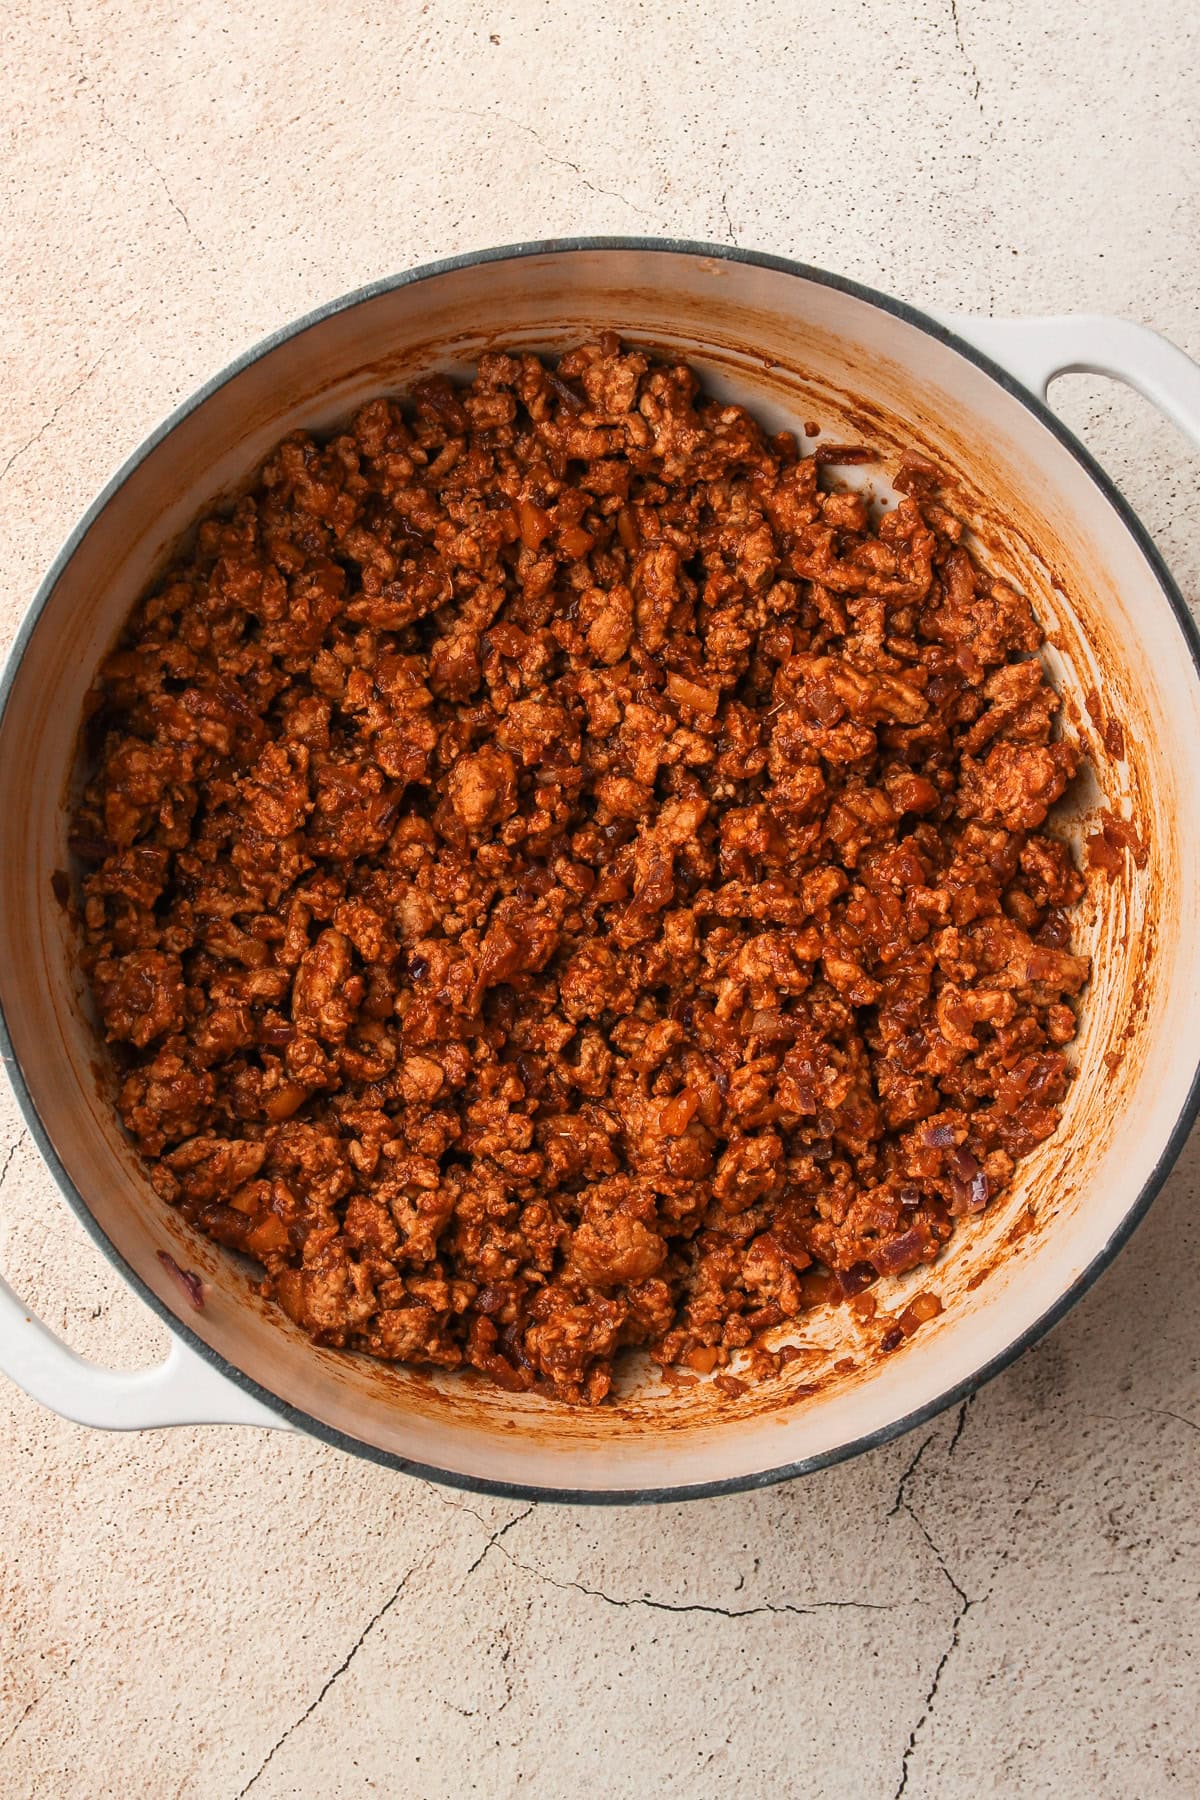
[73,335,1089,1405]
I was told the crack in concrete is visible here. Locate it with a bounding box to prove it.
[0,1138,23,1193]
[947,1393,976,1457]
[0,342,116,485]
[893,1610,962,1800]
[1085,1406,1200,1442]
[235,1566,417,1796]
[63,0,208,253]
[439,1614,523,1722]
[947,0,983,111]
[465,1502,536,1575]
[429,105,652,218]
[0,1685,53,1756]
[428,1487,493,1533]
[891,1475,1044,1796]
[890,1400,975,1523]
[899,1491,968,1609]
[1151,1407,1200,1438]
[0,1635,103,1752]
[888,1432,936,1516]
[491,1632,518,1717]
[495,1544,893,1621]
[719,190,738,248]
[441,1697,476,1719]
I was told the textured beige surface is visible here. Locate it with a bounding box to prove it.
[2,1,1199,1794]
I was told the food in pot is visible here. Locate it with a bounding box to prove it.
[72,336,1089,1404]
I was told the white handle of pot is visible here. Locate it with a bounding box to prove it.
[933,312,1200,450]
[0,1268,288,1430]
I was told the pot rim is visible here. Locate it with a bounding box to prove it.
[2,235,1198,1505]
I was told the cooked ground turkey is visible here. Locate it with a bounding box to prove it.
[73,335,1089,1404]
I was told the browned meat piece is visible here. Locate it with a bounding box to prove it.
[92,950,185,1048]
[958,742,1080,831]
[569,1194,667,1289]
[292,930,362,1042]
[446,745,519,833]
[74,336,1091,1405]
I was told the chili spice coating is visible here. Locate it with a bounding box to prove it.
[75,337,1089,1405]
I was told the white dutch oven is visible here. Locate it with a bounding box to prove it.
[1,242,1198,1502]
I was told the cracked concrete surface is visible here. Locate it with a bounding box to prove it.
[235,1565,420,1798]
[947,0,983,110]
[1,0,1199,1793]
[429,105,655,218]
[888,1418,1046,1798]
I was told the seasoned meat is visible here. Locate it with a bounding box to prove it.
[74,335,1090,1404]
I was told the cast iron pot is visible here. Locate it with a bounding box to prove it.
[2,240,1199,1502]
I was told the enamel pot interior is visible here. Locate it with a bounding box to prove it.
[1,245,1198,1499]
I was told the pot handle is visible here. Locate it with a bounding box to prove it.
[0,1269,289,1430]
[933,313,1200,450]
